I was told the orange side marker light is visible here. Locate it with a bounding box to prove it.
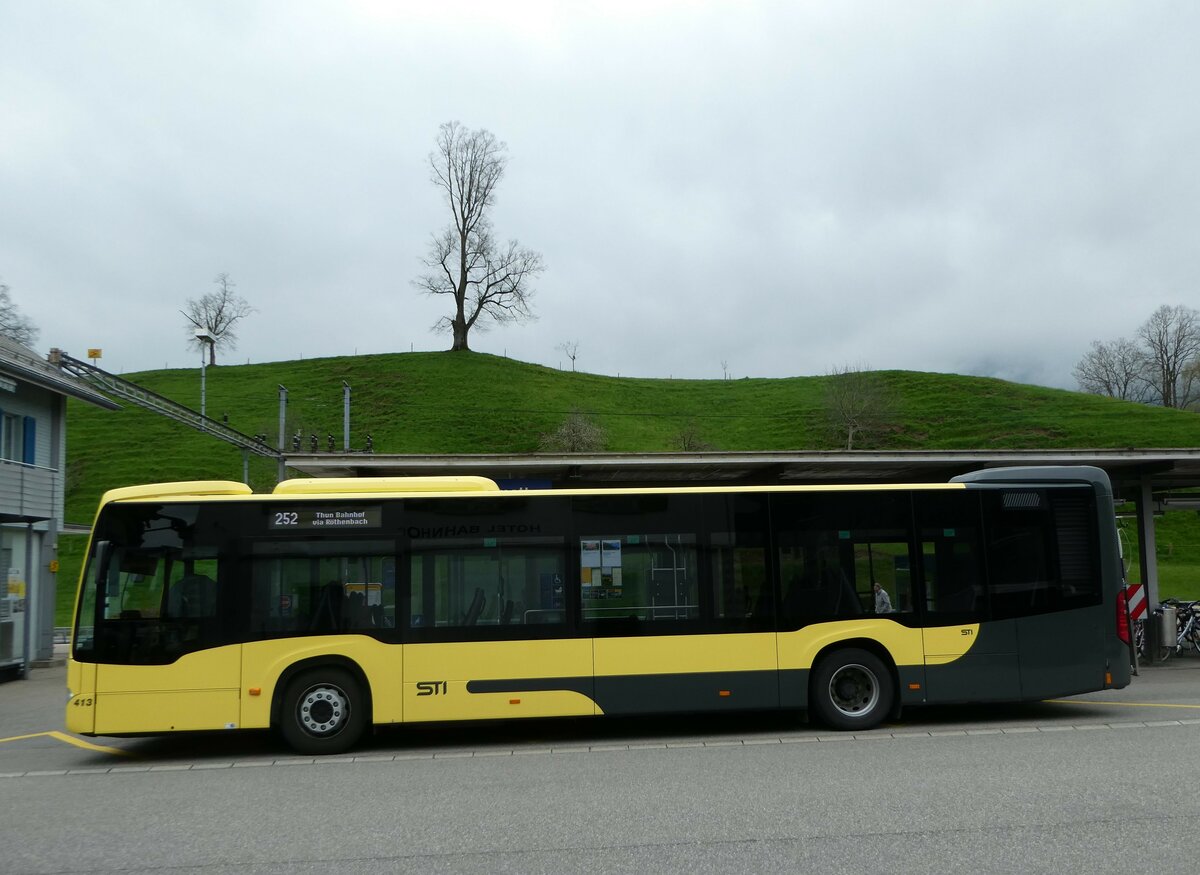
[509,699,521,705]
[718,690,731,697]
[908,683,921,691]
[248,687,261,696]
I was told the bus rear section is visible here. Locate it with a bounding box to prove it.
[946,466,1131,700]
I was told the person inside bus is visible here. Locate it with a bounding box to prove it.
[311,581,344,632]
[873,582,893,614]
[344,591,368,629]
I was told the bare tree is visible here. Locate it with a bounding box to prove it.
[1137,304,1200,408]
[414,121,544,351]
[823,364,895,450]
[557,340,580,371]
[1072,337,1148,402]
[720,360,730,381]
[538,411,607,453]
[181,273,255,365]
[0,282,39,346]
[674,419,714,452]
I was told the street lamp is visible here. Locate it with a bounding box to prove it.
[195,328,215,419]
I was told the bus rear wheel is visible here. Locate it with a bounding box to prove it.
[280,668,367,755]
[810,648,894,731]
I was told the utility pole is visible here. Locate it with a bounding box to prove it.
[343,381,351,451]
[278,385,288,483]
[194,329,215,424]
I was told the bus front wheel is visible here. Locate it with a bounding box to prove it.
[810,648,894,731]
[280,668,367,755]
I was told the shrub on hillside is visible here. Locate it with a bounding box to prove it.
[538,412,607,453]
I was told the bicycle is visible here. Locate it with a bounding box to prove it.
[1158,598,1200,655]
[1176,601,1200,653]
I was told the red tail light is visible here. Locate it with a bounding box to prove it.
[1116,593,1130,645]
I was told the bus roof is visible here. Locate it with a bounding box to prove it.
[98,476,980,507]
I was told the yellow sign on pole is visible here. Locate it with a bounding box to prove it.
[87,348,103,360]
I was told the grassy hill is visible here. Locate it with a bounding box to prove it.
[54,351,1200,623]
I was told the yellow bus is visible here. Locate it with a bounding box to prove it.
[66,466,1132,754]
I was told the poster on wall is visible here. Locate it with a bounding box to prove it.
[581,538,625,599]
[600,539,621,568]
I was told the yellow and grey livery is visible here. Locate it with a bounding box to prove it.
[67,467,1131,754]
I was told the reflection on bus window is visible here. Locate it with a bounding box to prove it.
[248,540,396,637]
[709,532,770,622]
[773,492,915,626]
[408,536,566,631]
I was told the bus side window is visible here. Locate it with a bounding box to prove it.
[98,552,170,663]
[922,538,985,614]
[772,491,915,627]
[710,535,770,620]
[912,492,987,619]
[982,489,1100,618]
[577,533,700,624]
[104,552,165,621]
[706,494,772,627]
[850,540,912,615]
[406,536,567,636]
[247,541,396,639]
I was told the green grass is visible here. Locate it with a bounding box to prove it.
[1118,509,1200,601]
[55,534,88,629]
[53,350,1200,624]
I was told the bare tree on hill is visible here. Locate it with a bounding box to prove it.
[1138,304,1200,409]
[414,121,544,352]
[1075,305,1200,409]
[0,282,39,346]
[557,340,580,371]
[181,273,255,365]
[1072,338,1149,402]
[823,364,895,450]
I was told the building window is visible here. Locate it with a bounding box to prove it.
[0,413,20,462]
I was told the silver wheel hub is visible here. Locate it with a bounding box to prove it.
[297,683,349,736]
[827,663,880,718]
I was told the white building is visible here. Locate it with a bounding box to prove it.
[0,336,116,678]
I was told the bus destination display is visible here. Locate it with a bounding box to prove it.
[269,506,382,530]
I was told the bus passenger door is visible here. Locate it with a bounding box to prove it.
[582,493,778,715]
[92,557,242,734]
[917,496,1022,703]
[401,528,595,722]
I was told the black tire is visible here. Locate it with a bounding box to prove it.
[279,668,367,755]
[810,648,894,731]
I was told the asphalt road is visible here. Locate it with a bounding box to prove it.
[3,659,1200,873]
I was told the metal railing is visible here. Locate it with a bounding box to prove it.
[49,349,280,459]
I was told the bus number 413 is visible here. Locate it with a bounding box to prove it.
[416,681,448,696]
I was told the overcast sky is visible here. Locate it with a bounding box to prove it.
[2,1,1196,388]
